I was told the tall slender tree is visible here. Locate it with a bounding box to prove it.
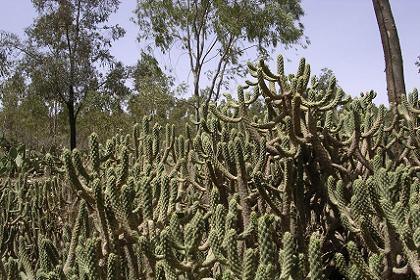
[0,0,125,149]
[372,0,406,107]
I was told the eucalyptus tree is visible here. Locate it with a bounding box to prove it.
[0,0,125,149]
[135,0,306,121]
[128,51,176,124]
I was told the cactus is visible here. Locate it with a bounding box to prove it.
[0,54,419,279]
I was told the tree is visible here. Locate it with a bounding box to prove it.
[0,0,125,149]
[315,67,347,93]
[0,72,27,143]
[0,71,56,149]
[128,52,176,124]
[135,0,306,121]
[314,68,336,91]
[372,0,406,107]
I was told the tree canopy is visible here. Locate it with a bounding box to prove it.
[135,0,306,120]
[0,0,126,149]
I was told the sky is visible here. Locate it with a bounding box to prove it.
[0,0,419,105]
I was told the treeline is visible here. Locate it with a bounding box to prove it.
[0,55,192,150]
[0,0,412,153]
[0,0,305,151]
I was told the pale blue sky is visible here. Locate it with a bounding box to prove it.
[1,1,419,104]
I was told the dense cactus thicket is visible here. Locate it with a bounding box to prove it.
[0,55,420,280]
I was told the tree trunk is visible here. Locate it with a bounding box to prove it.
[193,71,201,126]
[67,86,77,150]
[67,102,77,150]
[372,0,406,106]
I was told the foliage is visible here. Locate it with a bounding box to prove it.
[129,51,176,124]
[0,54,419,279]
[0,0,126,149]
[135,0,306,117]
[315,67,341,91]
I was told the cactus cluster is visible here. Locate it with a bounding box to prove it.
[0,55,419,279]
